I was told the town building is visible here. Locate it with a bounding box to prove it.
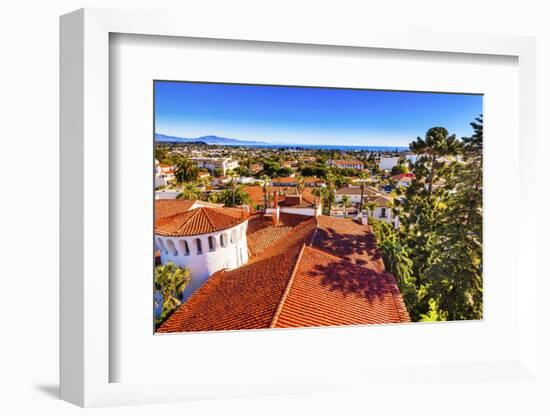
[155,199,410,332]
[378,156,400,171]
[242,185,323,216]
[155,201,250,300]
[155,159,175,188]
[326,159,364,170]
[270,176,326,187]
[391,172,416,187]
[190,157,239,175]
[334,185,380,204]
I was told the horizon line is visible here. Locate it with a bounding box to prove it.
[154,132,411,148]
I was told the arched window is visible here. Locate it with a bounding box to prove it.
[208,236,216,252]
[230,229,237,244]
[178,240,190,256]
[195,238,203,255]
[220,233,227,248]
[157,238,168,254]
[166,239,178,256]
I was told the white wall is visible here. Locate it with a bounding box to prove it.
[155,190,180,199]
[3,1,548,415]
[279,206,321,216]
[378,157,400,170]
[155,221,248,299]
[335,194,362,204]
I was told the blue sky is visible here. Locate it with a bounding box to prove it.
[154,81,483,147]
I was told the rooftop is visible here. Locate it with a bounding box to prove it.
[157,210,410,332]
[335,186,379,196]
[155,206,248,237]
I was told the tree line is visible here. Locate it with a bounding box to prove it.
[370,116,483,322]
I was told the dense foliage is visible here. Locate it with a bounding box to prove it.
[154,262,191,324]
[370,118,483,321]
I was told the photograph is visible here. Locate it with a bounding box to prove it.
[152,80,483,333]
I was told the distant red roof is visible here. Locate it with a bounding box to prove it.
[243,185,317,208]
[391,173,416,181]
[271,176,324,184]
[330,160,364,166]
[155,206,247,237]
[157,214,410,333]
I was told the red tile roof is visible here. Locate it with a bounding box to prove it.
[330,160,364,166]
[155,199,196,221]
[243,185,317,209]
[272,246,409,328]
[335,186,379,196]
[157,218,317,332]
[391,173,416,181]
[155,206,247,237]
[271,176,324,184]
[312,216,385,270]
[157,214,410,333]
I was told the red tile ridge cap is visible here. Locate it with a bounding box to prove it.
[269,243,307,328]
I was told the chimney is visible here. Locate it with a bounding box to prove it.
[265,192,280,226]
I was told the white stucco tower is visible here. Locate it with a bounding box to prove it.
[155,207,249,300]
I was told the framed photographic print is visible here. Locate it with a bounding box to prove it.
[60,7,538,408]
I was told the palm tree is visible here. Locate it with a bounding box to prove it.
[260,174,270,211]
[226,170,238,207]
[311,187,323,209]
[173,156,199,184]
[325,173,336,216]
[341,195,351,218]
[296,175,305,194]
[379,238,416,303]
[366,201,377,218]
[154,262,191,322]
[176,183,201,200]
[357,172,369,214]
[409,127,460,195]
[218,185,252,207]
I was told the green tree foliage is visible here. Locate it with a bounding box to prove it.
[154,145,171,164]
[341,195,351,217]
[154,262,191,323]
[177,183,201,200]
[409,126,460,195]
[422,116,483,320]
[371,119,483,322]
[217,185,252,207]
[300,164,328,178]
[173,156,199,184]
[391,164,409,175]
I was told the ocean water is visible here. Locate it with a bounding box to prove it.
[224,143,409,152]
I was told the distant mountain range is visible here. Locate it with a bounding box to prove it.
[155,133,268,146]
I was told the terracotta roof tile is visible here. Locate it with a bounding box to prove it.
[335,186,379,196]
[312,216,385,270]
[157,214,411,333]
[273,246,410,327]
[155,207,247,237]
[157,218,317,332]
[155,199,196,221]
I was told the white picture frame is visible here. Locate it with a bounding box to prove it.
[60,7,538,408]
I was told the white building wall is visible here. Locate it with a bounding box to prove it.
[155,221,249,300]
[279,206,321,217]
[378,157,400,171]
[155,190,180,199]
[335,194,363,204]
[373,206,392,223]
